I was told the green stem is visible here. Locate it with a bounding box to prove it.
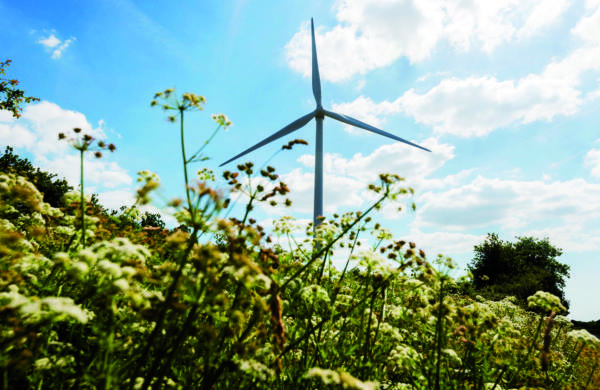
[434,278,445,390]
[188,125,221,162]
[180,108,194,223]
[80,148,85,247]
[585,360,598,388]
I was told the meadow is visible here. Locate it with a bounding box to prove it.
[1,89,599,389]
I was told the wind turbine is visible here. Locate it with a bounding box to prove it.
[221,18,431,228]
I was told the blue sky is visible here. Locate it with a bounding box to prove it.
[1,0,600,320]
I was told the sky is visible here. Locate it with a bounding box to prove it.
[1,0,599,320]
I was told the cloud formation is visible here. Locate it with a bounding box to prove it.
[37,33,76,59]
[0,101,131,199]
[285,0,571,82]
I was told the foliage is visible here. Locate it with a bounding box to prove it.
[0,59,39,118]
[1,91,598,390]
[0,146,72,208]
[468,233,571,311]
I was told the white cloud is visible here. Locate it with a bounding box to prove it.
[271,137,454,216]
[333,38,600,137]
[37,34,60,48]
[414,175,600,234]
[571,2,600,44]
[285,0,571,82]
[400,75,580,137]
[523,225,600,252]
[518,0,571,38]
[584,148,600,177]
[405,229,486,257]
[0,101,133,204]
[37,33,75,59]
[281,168,364,214]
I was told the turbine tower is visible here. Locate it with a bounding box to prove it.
[221,18,431,228]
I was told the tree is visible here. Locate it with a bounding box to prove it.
[140,211,166,229]
[0,59,39,118]
[467,233,570,310]
[0,146,72,208]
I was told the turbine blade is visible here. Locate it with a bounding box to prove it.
[324,110,431,152]
[311,18,322,107]
[220,111,315,167]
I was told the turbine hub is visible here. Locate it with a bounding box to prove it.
[315,106,325,119]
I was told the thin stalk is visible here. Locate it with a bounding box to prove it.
[361,284,378,368]
[179,108,193,218]
[585,360,598,388]
[434,279,445,390]
[187,124,221,163]
[80,148,85,247]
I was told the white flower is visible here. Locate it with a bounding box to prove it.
[69,262,89,278]
[357,249,395,278]
[113,278,130,292]
[34,358,52,370]
[97,260,122,278]
[238,359,274,382]
[78,249,98,265]
[567,329,600,348]
[39,297,94,324]
[300,285,330,306]
[305,368,378,390]
[53,252,71,265]
[121,266,137,278]
[527,291,565,313]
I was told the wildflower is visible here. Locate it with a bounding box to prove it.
[567,329,600,346]
[113,278,130,292]
[300,285,330,306]
[527,291,566,313]
[53,252,70,265]
[97,259,122,278]
[211,113,232,129]
[238,359,274,382]
[306,368,378,390]
[35,358,52,370]
[70,261,89,278]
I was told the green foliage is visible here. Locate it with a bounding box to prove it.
[140,211,166,229]
[468,233,571,311]
[1,91,598,390]
[0,146,72,208]
[0,59,40,118]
